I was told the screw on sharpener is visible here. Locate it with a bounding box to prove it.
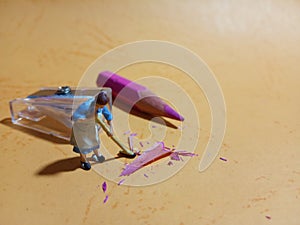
[55,86,72,95]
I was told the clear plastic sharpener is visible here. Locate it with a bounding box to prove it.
[9,86,112,141]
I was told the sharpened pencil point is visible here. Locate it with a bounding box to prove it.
[164,105,184,121]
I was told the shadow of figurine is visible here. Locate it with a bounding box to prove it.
[36,157,80,175]
[36,153,128,175]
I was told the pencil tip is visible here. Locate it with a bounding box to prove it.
[164,105,184,121]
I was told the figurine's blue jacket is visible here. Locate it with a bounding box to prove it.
[72,98,112,121]
[97,106,112,121]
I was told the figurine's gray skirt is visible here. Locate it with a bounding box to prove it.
[70,119,100,154]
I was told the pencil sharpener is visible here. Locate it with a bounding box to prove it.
[9,86,112,140]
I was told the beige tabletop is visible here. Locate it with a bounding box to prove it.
[1,1,300,225]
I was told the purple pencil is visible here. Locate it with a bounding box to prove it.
[96,71,184,121]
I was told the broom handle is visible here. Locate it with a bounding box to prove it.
[97,117,134,155]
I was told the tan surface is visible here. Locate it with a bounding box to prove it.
[1,1,300,225]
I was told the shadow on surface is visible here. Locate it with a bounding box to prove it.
[37,153,133,175]
[0,118,69,144]
[36,157,80,175]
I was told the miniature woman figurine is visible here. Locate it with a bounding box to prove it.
[70,91,113,170]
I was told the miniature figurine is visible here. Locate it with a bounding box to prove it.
[10,86,135,171]
[71,91,113,170]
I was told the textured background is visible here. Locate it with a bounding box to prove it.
[0,1,300,225]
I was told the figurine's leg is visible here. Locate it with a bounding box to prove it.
[93,148,102,157]
[80,153,87,162]
[80,153,91,171]
[92,149,105,163]
[92,128,105,162]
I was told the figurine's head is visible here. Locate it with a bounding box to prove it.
[96,91,109,108]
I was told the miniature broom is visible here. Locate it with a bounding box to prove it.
[97,117,136,157]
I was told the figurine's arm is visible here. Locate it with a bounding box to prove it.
[97,106,113,136]
[106,120,113,137]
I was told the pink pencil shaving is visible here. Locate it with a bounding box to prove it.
[167,161,173,166]
[118,179,126,186]
[130,133,137,136]
[134,150,141,155]
[102,181,107,193]
[265,215,271,220]
[170,152,181,161]
[144,174,149,178]
[173,150,198,157]
[123,130,130,135]
[120,142,172,176]
[103,195,109,203]
[219,157,227,162]
[119,144,197,176]
[170,150,197,161]
[139,141,144,147]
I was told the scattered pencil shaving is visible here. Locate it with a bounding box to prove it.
[130,133,137,136]
[170,150,198,161]
[173,150,198,157]
[120,142,171,176]
[134,150,141,155]
[119,142,198,176]
[118,179,126,186]
[167,161,173,166]
[265,215,271,220]
[103,195,109,204]
[144,174,149,178]
[139,141,144,147]
[219,157,228,162]
[152,125,157,128]
[123,130,130,135]
[102,181,107,193]
[170,152,181,161]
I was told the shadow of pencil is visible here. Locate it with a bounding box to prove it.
[36,157,80,175]
[0,118,70,144]
[112,101,179,129]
